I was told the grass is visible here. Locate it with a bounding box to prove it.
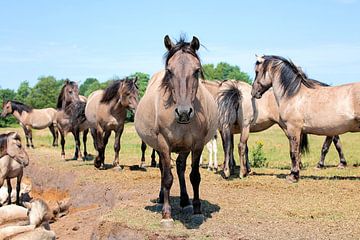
[1,124,360,239]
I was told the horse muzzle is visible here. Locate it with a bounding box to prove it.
[175,106,194,124]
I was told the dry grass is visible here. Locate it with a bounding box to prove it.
[1,124,360,239]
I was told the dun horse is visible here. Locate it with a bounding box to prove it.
[251,55,358,182]
[85,77,139,169]
[0,132,29,206]
[56,80,90,160]
[202,80,346,178]
[1,100,58,148]
[135,36,218,226]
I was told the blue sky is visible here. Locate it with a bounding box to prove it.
[0,0,359,90]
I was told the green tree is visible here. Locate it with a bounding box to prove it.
[27,76,60,108]
[79,78,100,96]
[129,72,150,98]
[203,62,252,84]
[15,81,32,104]
[0,88,17,126]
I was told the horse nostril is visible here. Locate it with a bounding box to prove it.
[188,108,193,117]
[175,108,180,116]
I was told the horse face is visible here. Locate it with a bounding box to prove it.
[120,79,139,111]
[6,132,29,167]
[1,101,12,117]
[251,55,272,99]
[64,82,80,103]
[164,36,201,124]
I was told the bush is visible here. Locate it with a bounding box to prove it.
[251,141,268,168]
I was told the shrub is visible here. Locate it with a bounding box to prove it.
[251,140,268,168]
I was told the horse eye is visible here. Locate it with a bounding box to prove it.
[193,69,201,78]
[166,69,172,76]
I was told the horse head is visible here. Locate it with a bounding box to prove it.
[163,35,202,124]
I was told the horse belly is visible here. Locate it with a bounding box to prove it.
[303,119,359,135]
[29,114,51,129]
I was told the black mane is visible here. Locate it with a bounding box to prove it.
[260,55,329,97]
[10,100,33,114]
[57,80,78,109]
[100,78,138,104]
[161,36,204,107]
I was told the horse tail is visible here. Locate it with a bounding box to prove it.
[216,83,242,130]
[300,133,310,154]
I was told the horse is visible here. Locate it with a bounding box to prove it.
[0,132,29,206]
[1,100,58,148]
[85,77,139,169]
[0,199,55,240]
[56,80,90,160]
[251,54,359,182]
[202,80,347,178]
[134,35,218,226]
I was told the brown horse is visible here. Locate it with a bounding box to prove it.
[135,36,218,226]
[0,132,29,206]
[202,80,346,178]
[85,77,139,169]
[251,55,358,182]
[56,80,90,160]
[1,100,58,148]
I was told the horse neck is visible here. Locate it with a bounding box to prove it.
[12,110,26,123]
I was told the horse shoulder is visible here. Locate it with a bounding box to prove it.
[85,90,103,124]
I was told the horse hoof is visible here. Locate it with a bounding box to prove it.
[182,205,193,215]
[314,164,324,170]
[224,169,230,178]
[286,174,299,183]
[61,155,65,160]
[239,171,248,179]
[337,163,346,169]
[191,214,204,225]
[139,162,146,169]
[113,166,123,172]
[160,218,174,228]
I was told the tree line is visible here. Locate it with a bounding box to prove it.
[0,62,251,126]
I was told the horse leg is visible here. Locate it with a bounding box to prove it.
[157,136,173,226]
[220,128,232,178]
[316,136,333,169]
[151,149,157,167]
[90,128,98,150]
[333,135,347,168]
[140,140,146,168]
[229,133,235,175]
[22,125,30,148]
[176,152,191,210]
[245,143,251,173]
[7,178,12,205]
[190,148,203,215]
[16,172,23,205]
[238,127,250,178]
[82,129,89,160]
[286,127,302,183]
[94,127,104,168]
[207,141,213,171]
[213,138,218,172]
[48,124,57,147]
[28,127,34,148]
[113,126,124,167]
[59,129,66,160]
[72,130,81,160]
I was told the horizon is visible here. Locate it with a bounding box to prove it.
[1,0,359,90]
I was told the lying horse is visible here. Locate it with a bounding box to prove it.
[0,199,55,240]
[0,132,29,206]
[135,35,218,226]
[251,55,358,182]
[1,100,58,148]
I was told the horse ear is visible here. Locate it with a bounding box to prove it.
[190,36,200,51]
[134,76,138,84]
[164,35,174,51]
[256,54,265,63]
